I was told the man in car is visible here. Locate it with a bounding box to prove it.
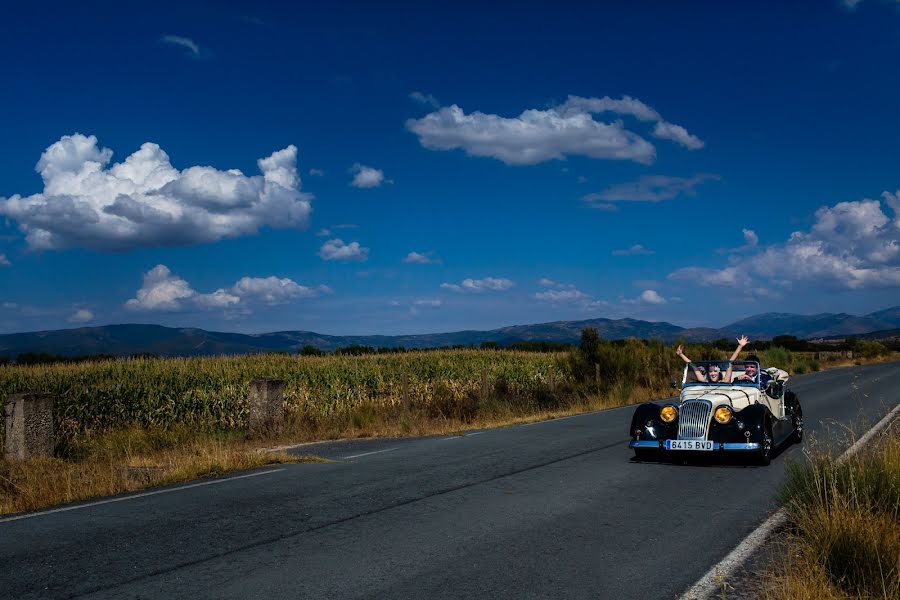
[732,353,772,387]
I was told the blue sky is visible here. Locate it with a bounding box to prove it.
[1,0,899,335]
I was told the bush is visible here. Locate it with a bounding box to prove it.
[852,339,888,359]
[764,346,793,370]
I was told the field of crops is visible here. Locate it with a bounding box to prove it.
[1,339,877,452]
[0,350,572,445]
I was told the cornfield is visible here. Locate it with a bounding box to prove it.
[0,350,571,446]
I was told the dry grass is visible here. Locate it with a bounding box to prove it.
[763,421,900,599]
[0,426,323,515]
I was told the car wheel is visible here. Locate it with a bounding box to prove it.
[758,420,773,466]
[633,449,655,461]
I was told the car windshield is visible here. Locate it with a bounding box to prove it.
[682,360,762,387]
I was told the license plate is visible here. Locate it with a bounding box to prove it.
[665,440,714,451]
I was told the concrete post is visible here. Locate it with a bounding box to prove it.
[4,392,55,460]
[249,379,284,435]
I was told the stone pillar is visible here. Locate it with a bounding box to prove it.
[4,392,55,460]
[249,379,284,435]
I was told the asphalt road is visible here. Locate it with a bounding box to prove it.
[2,361,898,600]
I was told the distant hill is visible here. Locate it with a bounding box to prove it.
[0,305,896,359]
[0,318,694,359]
[721,306,900,339]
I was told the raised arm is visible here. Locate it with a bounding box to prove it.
[725,335,749,382]
[676,344,706,381]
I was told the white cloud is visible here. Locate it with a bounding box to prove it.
[538,278,559,287]
[125,264,329,312]
[406,95,703,166]
[535,288,589,301]
[409,91,440,108]
[612,244,654,256]
[403,251,439,264]
[623,289,667,305]
[0,254,9,266]
[719,228,759,254]
[414,299,442,307]
[126,265,196,311]
[160,35,201,57]
[440,277,514,293]
[668,266,750,288]
[230,276,331,305]
[316,228,331,237]
[318,238,369,261]
[350,164,386,188]
[68,309,94,323]
[583,174,719,204]
[0,134,312,251]
[652,121,705,150]
[308,168,324,176]
[669,191,900,291]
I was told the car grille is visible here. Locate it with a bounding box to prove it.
[679,400,712,440]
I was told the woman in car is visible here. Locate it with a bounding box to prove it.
[676,335,749,382]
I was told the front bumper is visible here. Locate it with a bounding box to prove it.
[629,440,761,451]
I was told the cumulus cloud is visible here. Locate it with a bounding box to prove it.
[0,254,9,266]
[719,228,759,254]
[403,251,439,264]
[350,164,386,188]
[126,265,329,312]
[534,278,589,302]
[406,95,703,166]
[159,35,202,58]
[409,91,440,108]
[318,238,369,261]
[612,244,654,256]
[623,290,667,305]
[440,277,514,293]
[68,309,94,323]
[669,191,900,291]
[583,174,720,204]
[0,134,312,251]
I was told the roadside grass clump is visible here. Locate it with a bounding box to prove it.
[0,425,320,515]
[764,422,900,599]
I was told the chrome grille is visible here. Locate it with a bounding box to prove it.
[678,400,712,440]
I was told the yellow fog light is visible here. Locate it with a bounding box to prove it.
[660,405,678,423]
[714,406,734,424]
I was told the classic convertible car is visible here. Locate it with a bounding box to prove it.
[628,360,802,465]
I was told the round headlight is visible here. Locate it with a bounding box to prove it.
[660,405,678,423]
[714,406,734,424]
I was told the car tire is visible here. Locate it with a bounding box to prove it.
[633,449,655,461]
[758,420,773,466]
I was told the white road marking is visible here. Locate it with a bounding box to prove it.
[341,447,398,460]
[680,399,900,600]
[0,468,285,524]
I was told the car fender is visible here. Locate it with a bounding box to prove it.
[733,403,773,442]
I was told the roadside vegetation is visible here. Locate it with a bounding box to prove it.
[0,331,896,514]
[763,421,899,599]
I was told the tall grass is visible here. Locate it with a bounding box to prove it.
[765,422,900,599]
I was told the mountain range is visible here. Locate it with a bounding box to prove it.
[1,305,898,359]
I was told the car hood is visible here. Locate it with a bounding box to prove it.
[680,385,760,411]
